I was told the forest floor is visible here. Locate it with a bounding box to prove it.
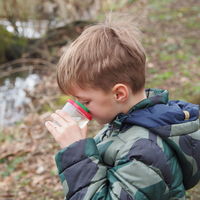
[0,0,200,199]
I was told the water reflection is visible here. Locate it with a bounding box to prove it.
[0,74,40,127]
[0,19,49,38]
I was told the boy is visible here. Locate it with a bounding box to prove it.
[45,18,200,200]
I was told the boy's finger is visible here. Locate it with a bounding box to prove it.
[55,110,75,122]
[51,113,69,127]
[45,121,59,137]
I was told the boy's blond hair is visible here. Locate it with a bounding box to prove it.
[57,15,146,94]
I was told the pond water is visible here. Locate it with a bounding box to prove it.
[0,19,47,127]
[0,73,40,127]
[0,19,49,38]
[0,19,66,38]
[0,19,57,127]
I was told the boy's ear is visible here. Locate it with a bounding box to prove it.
[112,83,129,102]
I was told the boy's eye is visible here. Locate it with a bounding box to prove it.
[81,101,90,106]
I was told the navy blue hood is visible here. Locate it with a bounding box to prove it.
[123,100,199,137]
[114,88,199,137]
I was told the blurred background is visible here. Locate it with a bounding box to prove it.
[0,0,199,199]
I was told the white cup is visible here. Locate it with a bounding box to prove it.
[62,99,92,128]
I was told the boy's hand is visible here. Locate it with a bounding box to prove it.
[45,110,87,148]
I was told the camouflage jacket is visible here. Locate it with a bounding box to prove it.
[55,88,200,200]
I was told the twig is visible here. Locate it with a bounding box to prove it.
[0,66,47,79]
[0,58,56,78]
[0,58,55,70]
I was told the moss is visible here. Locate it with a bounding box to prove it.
[0,25,28,63]
[0,25,12,63]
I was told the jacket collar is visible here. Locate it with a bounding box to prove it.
[109,88,169,133]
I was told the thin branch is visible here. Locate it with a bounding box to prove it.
[0,58,55,79]
[0,58,55,69]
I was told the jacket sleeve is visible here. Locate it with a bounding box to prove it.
[55,138,169,200]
